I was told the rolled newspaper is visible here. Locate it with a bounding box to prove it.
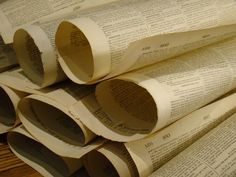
[18,81,105,158]
[84,142,138,177]
[0,84,27,133]
[95,37,236,141]
[83,92,236,177]
[8,125,83,177]
[56,0,236,84]
[0,36,17,72]
[13,0,117,87]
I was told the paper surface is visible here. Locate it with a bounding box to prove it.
[0,36,17,72]
[0,67,43,93]
[84,142,138,177]
[56,0,236,84]
[8,125,83,177]
[149,112,236,177]
[0,84,27,133]
[0,0,118,43]
[18,83,106,158]
[95,37,236,141]
[125,93,236,177]
[13,0,117,87]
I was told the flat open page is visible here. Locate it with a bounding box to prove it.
[56,0,236,84]
[95,37,236,141]
[8,125,83,177]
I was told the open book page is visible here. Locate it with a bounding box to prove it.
[84,142,138,177]
[8,125,83,177]
[0,36,17,72]
[0,84,27,133]
[17,83,106,158]
[56,0,236,84]
[0,0,118,43]
[13,0,117,88]
[150,112,236,177]
[95,36,236,141]
[125,92,236,177]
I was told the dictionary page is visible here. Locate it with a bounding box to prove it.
[149,112,236,177]
[95,37,236,141]
[8,125,83,177]
[56,0,236,84]
[0,0,117,43]
[125,93,236,177]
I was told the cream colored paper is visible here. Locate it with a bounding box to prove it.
[69,91,150,141]
[109,24,236,79]
[13,24,67,87]
[0,67,43,93]
[56,0,236,84]
[84,142,138,177]
[8,125,83,177]
[125,93,236,177]
[0,36,17,72]
[13,0,117,87]
[18,82,106,158]
[149,112,236,177]
[0,0,118,43]
[95,37,236,141]
[0,84,27,133]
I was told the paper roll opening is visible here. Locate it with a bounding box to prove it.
[85,150,119,177]
[20,97,86,146]
[0,87,16,126]
[56,21,94,83]
[14,29,44,85]
[31,99,86,146]
[96,79,158,134]
[8,132,69,177]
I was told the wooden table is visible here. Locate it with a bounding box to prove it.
[0,136,42,177]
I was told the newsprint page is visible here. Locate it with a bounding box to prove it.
[1,0,236,177]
